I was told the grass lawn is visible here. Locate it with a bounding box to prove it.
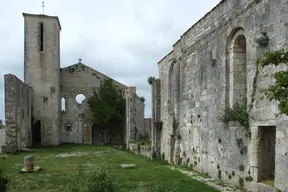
[0,144,219,192]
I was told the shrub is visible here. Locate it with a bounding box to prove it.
[139,96,145,103]
[147,76,156,85]
[66,164,117,192]
[0,168,8,192]
[87,165,117,192]
[219,97,250,137]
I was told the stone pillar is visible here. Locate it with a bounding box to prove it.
[151,79,156,152]
[77,114,84,144]
[275,116,288,191]
[248,125,260,181]
[83,124,92,144]
[125,87,137,145]
[151,79,161,153]
[4,74,18,151]
[24,155,34,171]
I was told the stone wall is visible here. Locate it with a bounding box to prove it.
[144,118,152,135]
[135,95,145,138]
[274,116,288,191]
[151,79,162,153]
[128,143,152,158]
[125,87,147,145]
[0,129,5,152]
[4,74,32,151]
[157,0,288,191]
[60,61,127,144]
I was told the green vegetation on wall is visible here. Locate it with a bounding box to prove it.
[260,49,288,115]
[147,76,156,85]
[0,120,4,129]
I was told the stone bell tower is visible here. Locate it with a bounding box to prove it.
[23,12,61,146]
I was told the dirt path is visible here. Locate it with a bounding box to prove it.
[168,166,243,192]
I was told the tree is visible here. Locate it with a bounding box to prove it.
[260,49,288,115]
[88,78,126,143]
[139,96,145,103]
[147,76,155,85]
[0,120,4,129]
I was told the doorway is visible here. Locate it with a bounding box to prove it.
[257,126,276,185]
[92,124,106,145]
[32,120,41,146]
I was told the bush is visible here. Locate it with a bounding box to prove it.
[147,76,156,85]
[0,168,8,192]
[66,164,117,192]
[139,96,145,103]
[219,97,250,137]
[87,165,117,192]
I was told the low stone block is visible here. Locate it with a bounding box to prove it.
[24,155,34,171]
[121,164,136,169]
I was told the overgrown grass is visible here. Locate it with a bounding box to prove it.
[0,144,218,192]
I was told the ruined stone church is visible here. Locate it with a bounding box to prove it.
[150,0,288,191]
[3,12,149,151]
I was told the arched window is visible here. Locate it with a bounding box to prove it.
[39,22,44,52]
[61,97,66,112]
[168,61,175,110]
[227,28,247,107]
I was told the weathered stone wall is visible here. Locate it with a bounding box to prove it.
[135,96,145,138]
[157,0,288,191]
[274,116,288,191]
[0,129,5,152]
[128,143,152,158]
[144,118,151,135]
[4,74,32,151]
[60,61,127,144]
[23,13,61,146]
[125,87,137,144]
[125,87,146,144]
[151,79,162,153]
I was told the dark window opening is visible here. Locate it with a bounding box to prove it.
[40,22,44,52]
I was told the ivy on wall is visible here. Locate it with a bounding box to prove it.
[220,47,288,138]
[260,49,288,115]
[219,56,261,138]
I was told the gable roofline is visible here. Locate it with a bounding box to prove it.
[157,0,227,65]
[61,63,127,88]
[157,50,173,65]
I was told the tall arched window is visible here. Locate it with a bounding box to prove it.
[228,28,247,107]
[168,61,175,110]
[61,97,66,112]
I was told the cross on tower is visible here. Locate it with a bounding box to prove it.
[42,1,45,14]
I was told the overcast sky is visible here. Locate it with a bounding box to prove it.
[0,0,220,121]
